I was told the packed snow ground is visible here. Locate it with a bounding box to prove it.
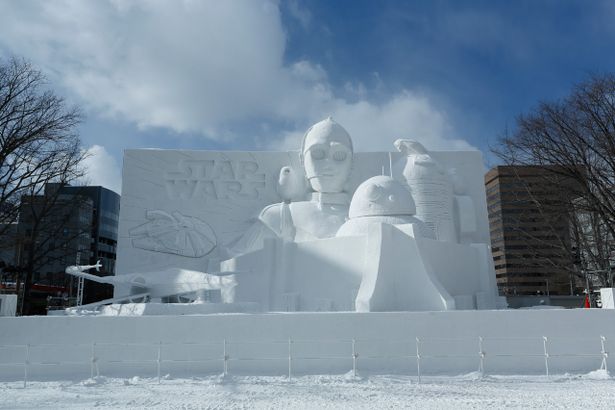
[1,371,614,409]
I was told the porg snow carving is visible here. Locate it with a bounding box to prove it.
[276,165,307,203]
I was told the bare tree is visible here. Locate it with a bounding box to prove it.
[0,57,84,226]
[493,74,615,288]
[0,57,88,314]
[16,185,94,315]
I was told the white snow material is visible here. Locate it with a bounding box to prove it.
[1,373,614,409]
[583,369,611,380]
[336,214,432,238]
[2,309,615,379]
[600,288,615,309]
[0,294,17,316]
[118,137,501,313]
[348,176,416,218]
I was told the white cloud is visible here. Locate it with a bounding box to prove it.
[278,91,475,152]
[331,91,474,152]
[0,0,474,153]
[286,0,312,29]
[81,145,122,194]
[0,1,291,133]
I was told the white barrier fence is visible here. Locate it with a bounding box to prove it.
[0,335,609,387]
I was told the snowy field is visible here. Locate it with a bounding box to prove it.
[1,371,614,409]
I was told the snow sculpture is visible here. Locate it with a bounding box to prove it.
[217,121,504,313]
[129,210,217,257]
[65,261,236,311]
[449,167,478,242]
[65,260,103,276]
[229,117,352,253]
[394,139,457,242]
[114,116,506,315]
[337,175,434,239]
[276,166,307,203]
[275,166,308,241]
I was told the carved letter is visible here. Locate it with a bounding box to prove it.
[237,161,265,181]
[213,160,235,180]
[194,181,218,200]
[219,181,242,200]
[240,181,265,200]
[165,180,196,200]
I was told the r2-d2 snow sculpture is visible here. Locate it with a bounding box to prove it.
[394,139,457,243]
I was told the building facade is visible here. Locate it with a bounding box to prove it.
[485,166,577,296]
[0,223,18,293]
[13,184,120,314]
[58,185,121,304]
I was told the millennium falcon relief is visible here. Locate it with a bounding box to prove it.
[129,210,217,258]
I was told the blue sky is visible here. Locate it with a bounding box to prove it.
[1,0,614,193]
[282,0,615,146]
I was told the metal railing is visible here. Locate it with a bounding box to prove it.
[0,335,609,387]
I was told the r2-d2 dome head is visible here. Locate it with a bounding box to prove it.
[348,175,416,219]
[337,175,433,238]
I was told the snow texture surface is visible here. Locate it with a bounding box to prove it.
[1,372,614,409]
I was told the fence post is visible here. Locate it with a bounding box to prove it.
[415,337,421,384]
[157,341,162,384]
[90,342,97,379]
[223,339,228,376]
[352,339,358,377]
[542,336,549,378]
[23,343,30,388]
[600,335,608,372]
[288,338,292,380]
[478,336,485,376]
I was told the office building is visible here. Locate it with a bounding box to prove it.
[485,166,576,296]
[13,184,120,314]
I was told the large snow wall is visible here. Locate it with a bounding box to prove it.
[0,309,613,380]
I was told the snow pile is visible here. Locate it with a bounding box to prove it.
[1,373,615,409]
[582,369,611,380]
